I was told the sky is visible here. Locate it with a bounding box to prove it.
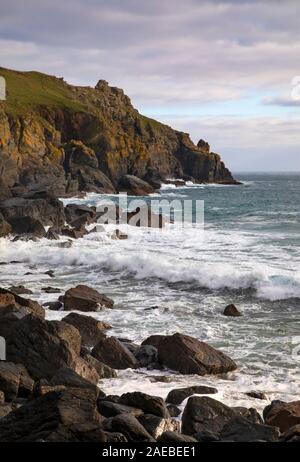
[0,0,299,172]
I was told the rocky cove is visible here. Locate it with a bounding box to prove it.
[0,68,299,443]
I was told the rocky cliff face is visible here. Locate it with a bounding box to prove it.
[0,67,237,199]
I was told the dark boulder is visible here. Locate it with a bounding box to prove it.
[7,285,33,295]
[118,175,154,196]
[280,424,300,442]
[133,344,158,368]
[166,385,218,405]
[97,401,143,418]
[0,388,104,442]
[0,288,45,318]
[103,414,155,442]
[246,391,267,400]
[167,404,181,417]
[8,216,46,237]
[0,213,12,237]
[119,391,169,418]
[63,312,111,347]
[157,333,237,375]
[233,406,263,424]
[138,414,180,439]
[264,400,300,432]
[141,335,167,349]
[6,315,81,380]
[0,361,34,401]
[81,353,117,379]
[158,431,198,443]
[92,336,138,370]
[63,284,114,311]
[220,415,280,442]
[181,396,236,435]
[65,204,97,225]
[49,367,99,394]
[223,304,242,317]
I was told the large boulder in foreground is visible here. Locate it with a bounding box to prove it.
[153,333,237,375]
[63,312,111,347]
[63,285,114,311]
[92,336,137,370]
[220,415,280,442]
[0,388,104,442]
[0,361,34,401]
[6,315,81,380]
[264,400,300,432]
[181,396,236,435]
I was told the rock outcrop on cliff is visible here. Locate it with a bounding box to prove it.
[0,67,237,200]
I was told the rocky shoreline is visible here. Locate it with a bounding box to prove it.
[0,279,299,442]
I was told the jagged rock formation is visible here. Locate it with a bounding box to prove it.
[0,67,238,199]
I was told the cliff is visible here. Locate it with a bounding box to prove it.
[0,67,237,199]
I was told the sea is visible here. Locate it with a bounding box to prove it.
[0,172,299,413]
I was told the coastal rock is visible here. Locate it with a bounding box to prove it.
[0,213,12,237]
[49,367,99,394]
[181,396,236,435]
[246,391,267,400]
[0,388,103,442]
[280,424,300,442]
[263,400,300,432]
[97,401,143,418]
[197,139,210,153]
[61,226,88,239]
[193,430,220,442]
[134,345,158,367]
[138,414,180,439]
[6,315,81,380]
[92,336,138,370]
[233,406,263,424]
[223,304,242,317]
[8,216,46,237]
[117,175,154,196]
[156,332,237,375]
[80,353,117,379]
[63,312,111,348]
[166,385,218,405]
[0,403,13,419]
[7,285,33,295]
[141,334,166,349]
[0,288,45,318]
[103,414,155,442]
[63,284,114,311]
[167,404,181,417]
[0,362,34,401]
[220,415,280,442]
[158,431,198,443]
[65,204,97,225]
[119,392,169,418]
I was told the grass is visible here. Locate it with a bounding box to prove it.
[0,67,88,116]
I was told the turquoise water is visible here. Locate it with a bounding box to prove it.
[0,173,299,408]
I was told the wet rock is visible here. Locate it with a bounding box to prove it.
[220,415,280,442]
[33,379,67,397]
[61,226,88,239]
[6,315,81,380]
[138,414,180,439]
[157,431,198,443]
[45,227,60,240]
[0,287,45,318]
[135,345,158,368]
[0,388,103,442]
[43,301,63,311]
[42,286,61,294]
[81,354,117,379]
[105,432,128,442]
[141,334,167,349]
[50,367,99,394]
[8,217,46,238]
[166,385,218,405]
[167,404,181,418]
[280,424,300,442]
[0,213,12,237]
[92,336,137,370]
[118,175,154,196]
[264,400,300,432]
[103,414,155,442]
[156,333,237,375]
[7,285,33,295]
[97,401,143,418]
[44,270,55,278]
[233,407,263,424]
[0,362,33,401]
[63,312,111,347]
[65,204,96,225]
[246,391,267,400]
[63,284,114,311]
[193,430,220,442]
[223,304,242,317]
[182,396,236,435]
[119,391,169,418]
